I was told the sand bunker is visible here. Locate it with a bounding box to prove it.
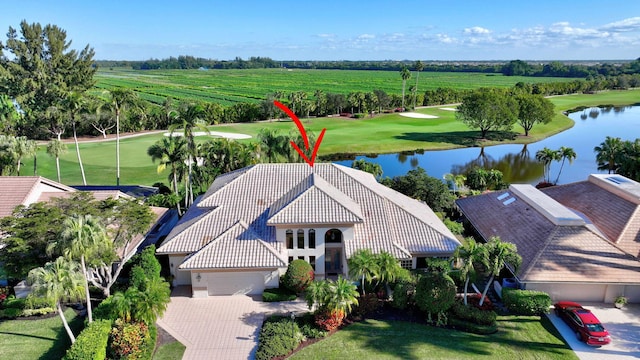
[399,112,439,119]
[440,107,457,111]
[165,131,252,139]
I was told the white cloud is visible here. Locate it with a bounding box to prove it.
[358,34,375,39]
[463,26,491,35]
[601,17,640,32]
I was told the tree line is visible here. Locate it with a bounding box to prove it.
[96,57,640,79]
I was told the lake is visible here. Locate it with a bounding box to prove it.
[335,105,640,184]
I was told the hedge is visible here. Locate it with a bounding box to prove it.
[449,317,498,335]
[503,288,551,315]
[282,260,314,293]
[450,302,497,326]
[262,287,297,302]
[255,316,302,360]
[64,319,112,360]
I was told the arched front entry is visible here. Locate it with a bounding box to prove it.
[325,229,343,275]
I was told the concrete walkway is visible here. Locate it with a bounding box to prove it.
[157,287,308,360]
[547,302,640,360]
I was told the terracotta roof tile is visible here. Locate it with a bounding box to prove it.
[0,176,75,217]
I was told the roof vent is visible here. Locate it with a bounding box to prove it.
[497,192,510,200]
[503,198,516,205]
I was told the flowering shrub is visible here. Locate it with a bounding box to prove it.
[108,319,151,360]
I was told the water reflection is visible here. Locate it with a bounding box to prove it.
[449,145,543,184]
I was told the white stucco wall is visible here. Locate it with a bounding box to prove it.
[524,282,640,303]
[168,255,191,286]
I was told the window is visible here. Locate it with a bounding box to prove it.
[298,256,304,260]
[309,256,316,270]
[297,229,305,249]
[288,256,293,264]
[325,229,342,243]
[400,259,412,270]
[308,229,316,249]
[286,230,293,249]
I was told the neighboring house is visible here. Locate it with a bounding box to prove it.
[156,163,460,297]
[456,174,640,303]
[0,176,174,266]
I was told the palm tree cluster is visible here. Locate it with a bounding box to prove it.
[453,237,522,307]
[0,135,37,176]
[305,276,359,330]
[347,249,404,296]
[535,146,577,185]
[594,136,640,181]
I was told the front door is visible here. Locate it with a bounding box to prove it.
[325,247,342,275]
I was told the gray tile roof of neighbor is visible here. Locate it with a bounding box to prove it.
[157,163,459,269]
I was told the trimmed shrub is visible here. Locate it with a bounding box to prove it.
[392,281,415,310]
[297,313,326,339]
[414,272,456,324]
[108,319,151,360]
[1,307,23,318]
[255,317,302,360]
[503,288,551,315]
[3,297,26,309]
[314,308,345,331]
[353,293,380,317]
[262,287,297,302]
[93,296,118,321]
[64,319,112,360]
[282,260,314,293]
[450,302,497,326]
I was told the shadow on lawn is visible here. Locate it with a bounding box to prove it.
[395,130,517,147]
[343,317,574,360]
[38,312,84,360]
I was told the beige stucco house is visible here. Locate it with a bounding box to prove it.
[456,174,640,303]
[156,163,460,297]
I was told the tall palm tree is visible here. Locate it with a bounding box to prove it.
[314,90,325,116]
[48,215,112,324]
[347,249,379,295]
[594,136,623,174]
[109,89,138,186]
[147,136,187,197]
[400,65,411,110]
[479,237,521,306]
[63,91,87,184]
[535,147,559,183]
[453,238,488,305]
[375,251,402,296]
[257,128,287,163]
[14,136,37,176]
[170,103,209,209]
[413,60,424,109]
[46,139,67,182]
[554,146,577,184]
[27,257,85,344]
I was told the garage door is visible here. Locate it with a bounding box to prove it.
[207,271,267,295]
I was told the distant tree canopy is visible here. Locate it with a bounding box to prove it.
[381,167,454,212]
[0,21,96,138]
[456,88,519,138]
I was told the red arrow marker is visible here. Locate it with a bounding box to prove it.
[274,100,326,167]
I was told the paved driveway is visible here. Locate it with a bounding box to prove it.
[157,287,308,360]
[547,303,640,360]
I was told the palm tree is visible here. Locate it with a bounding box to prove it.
[479,237,522,306]
[14,136,37,176]
[257,128,287,163]
[129,276,171,325]
[305,280,330,310]
[453,238,488,305]
[347,249,379,295]
[170,103,209,209]
[535,147,559,183]
[314,90,325,116]
[375,251,402,296]
[63,91,87,185]
[554,146,577,184]
[109,88,138,186]
[147,136,187,213]
[46,139,67,182]
[594,136,623,173]
[413,60,424,109]
[27,257,85,344]
[400,65,411,110]
[48,215,112,324]
[326,276,359,315]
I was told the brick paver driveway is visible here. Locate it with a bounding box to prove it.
[157,287,308,360]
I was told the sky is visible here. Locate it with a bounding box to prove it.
[2,0,640,61]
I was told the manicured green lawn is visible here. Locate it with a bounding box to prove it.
[0,308,84,360]
[21,89,640,186]
[289,316,578,360]
[153,340,186,360]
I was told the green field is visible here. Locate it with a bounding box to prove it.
[94,68,582,105]
[24,89,640,186]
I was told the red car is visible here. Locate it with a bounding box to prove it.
[554,301,611,346]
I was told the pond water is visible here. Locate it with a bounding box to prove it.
[335,105,640,184]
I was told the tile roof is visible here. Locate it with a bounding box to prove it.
[541,179,640,257]
[0,176,75,217]
[158,163,459,268]
[179,221,287,270]
[456,183,640,284]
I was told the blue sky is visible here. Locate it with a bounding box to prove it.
[3,0,640,61]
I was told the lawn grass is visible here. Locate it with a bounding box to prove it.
[289,316,578,360]
[21,89,640,186]
[153,340,186,360]
[0,308,84,360]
